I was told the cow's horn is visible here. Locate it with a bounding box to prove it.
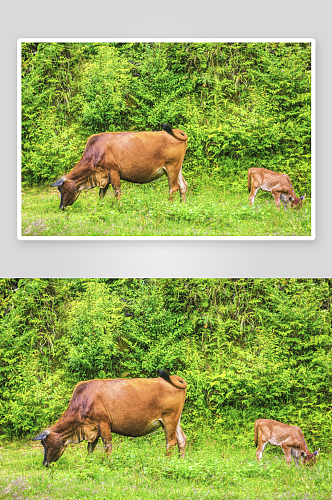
[50,177,66,187]
[33,429,50,441]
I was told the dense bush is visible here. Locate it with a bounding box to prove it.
[21,42,312,195]
[0,279,330,450]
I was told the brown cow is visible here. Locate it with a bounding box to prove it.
[247,167,306,209]
[33,369,187,466]
[50,124,188,209]
[255,419,319,466]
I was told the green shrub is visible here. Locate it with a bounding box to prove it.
[67,281,123,380]
[1,279,329,448]
[21,42,312,194]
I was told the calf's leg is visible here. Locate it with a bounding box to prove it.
[290,448,300,467]
[281,442,292,466]
[256,439,268,463]
[249,186,260,207]
[271,188,281,209]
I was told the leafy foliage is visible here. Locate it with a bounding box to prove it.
[21,42,312,196]
[21,43,86,185]
[81,45,132,133]
[66,281,123,380]
[1,279,330,450]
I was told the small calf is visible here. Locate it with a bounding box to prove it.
[255,419,319,466]
[247,167,306,209]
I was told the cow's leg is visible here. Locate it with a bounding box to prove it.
[256,439,267,463]
[271,188,281,209]
[163,417,180,457]
[168,179,179,202]
[109,170,121,201]
[249,186,260,207]
[99,185,109,199]
[87,436,99,454]
[178,168,188,203]
[176,421,187,458]
[98,423,113,455]
[166,164,182,202]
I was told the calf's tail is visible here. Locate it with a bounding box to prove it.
[157,368,187,389]
[247,169,252,193]
[254,420,259,447]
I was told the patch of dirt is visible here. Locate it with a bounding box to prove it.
[1,476,30,498]
[22,219,47,236]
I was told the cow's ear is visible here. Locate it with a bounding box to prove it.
[313,449,320,456]
[51,177,66,187]
[300,450,307,457]
[33,429,50,441]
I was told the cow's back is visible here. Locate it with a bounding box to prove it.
[77,130,187,184]
[60,377,186,436]
[99,377,187,410]
[101,377,186,437]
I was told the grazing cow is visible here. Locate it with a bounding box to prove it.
[247,167,306,209]
[50,124,188,209]
[255,419,319,466]
[33,369,187,466]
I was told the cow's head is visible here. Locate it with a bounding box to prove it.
[290,194,306,208]
[33,429,66,466]
[301,449,320,466]
[50,177,80,209]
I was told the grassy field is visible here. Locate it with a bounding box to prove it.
[20,180,312,238]
[0,432,329,500]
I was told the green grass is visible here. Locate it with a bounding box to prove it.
[20,179,312,237]
[0,432,330,499]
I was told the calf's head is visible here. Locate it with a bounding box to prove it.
[33,429,66,466]
[290,194,306,208]
[302,449,320,466]
[50,177,80,209]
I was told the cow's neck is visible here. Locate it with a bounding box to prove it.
[52,418,98,445]
[68,168,109,191]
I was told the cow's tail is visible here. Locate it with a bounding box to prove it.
[157,368,187,389]
[254,420,259,447]
[161,123,188,142]
[247,169,252,193]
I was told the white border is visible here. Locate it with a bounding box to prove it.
[17,38,316,241]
